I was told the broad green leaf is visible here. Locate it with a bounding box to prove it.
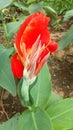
[0,44,8,53]
[4,21,23,41]
[0,45,16,96]
[28,3,44,14]
[31,64,52,109]
[0,0,14,10]
[63,9,73,21]
[14,2,28,12]
[4,15,27,41]
[58,25,73,50]
[46,91,62,107]
[0,114,19,130]
[18,107,53,130]
[0,44,14,55]
[46,98,73,130]
[51,124,65,130]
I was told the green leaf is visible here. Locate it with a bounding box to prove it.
[4,20,24,41]
[51,124,65,130]
[31,64,52,109]
[0,44,16,96]
[46,91,62,107]
[49,119,65,130]
[0,0,14,10]
[0,44,14,55]
[43,5,57,23]
[0,26,4,31]
[0,114,19,130]
[63,9,73,21]
[14,2,28,12]
[4,15,27,41]
[18,107,53,130]
[28,3,44,14]
[26,0,36,4]
[58,25,73,50]
[46,98,73,130]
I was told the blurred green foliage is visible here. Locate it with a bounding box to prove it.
[33,0,73,15]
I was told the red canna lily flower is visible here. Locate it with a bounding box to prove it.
[11,11,58,79]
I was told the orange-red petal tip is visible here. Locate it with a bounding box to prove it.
[49,42,58,53]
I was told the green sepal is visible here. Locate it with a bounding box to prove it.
[18,78,34,107]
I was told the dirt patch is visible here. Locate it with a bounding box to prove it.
[48,46,73,98]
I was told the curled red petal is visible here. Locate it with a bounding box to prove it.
[20,12,50,50]
[15,11,50,56]
[48,41,58,53]
[15,14,35,56]
[11,53,24,78]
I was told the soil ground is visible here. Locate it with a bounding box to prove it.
[0,18,73,123]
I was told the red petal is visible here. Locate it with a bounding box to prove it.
[41,29,50,45]
[15,12,50,56]
[48,41,58,53]
[11,53,24,78]
[15,14,35,56]
[35,41,58,75]
[20,12,50,50]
